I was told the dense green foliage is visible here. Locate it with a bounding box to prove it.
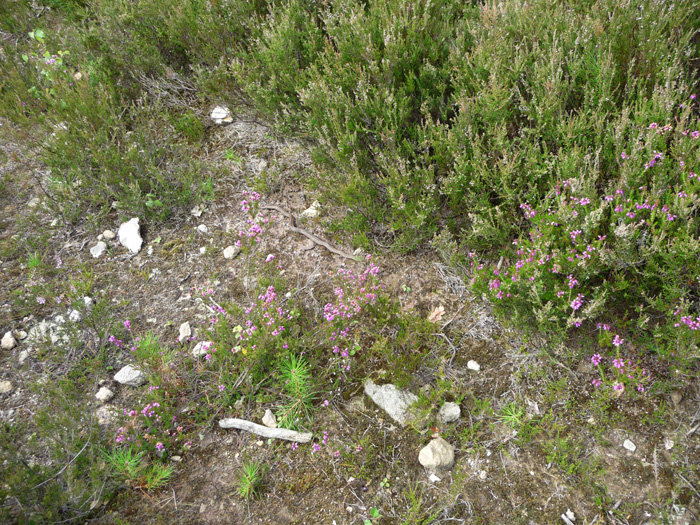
[1,0,699,356]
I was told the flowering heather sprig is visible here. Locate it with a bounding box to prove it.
[520,202,536,219]
[115,398,186,454]
[590,352,649,395]
[570,294,584,311]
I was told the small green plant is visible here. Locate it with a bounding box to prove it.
[499,402,524,428]
[364,506,382,524]
[224,149,242,163]
[276,354,315,430]
[104,447,174,491]
[173,112,204,143]
[131,330,176,382]
[236,460,264,500]
[26,251,42,270]
[472,396,493,417]
[379,477,390,489]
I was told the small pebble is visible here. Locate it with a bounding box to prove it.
[467,360,480,371]
[623,439,637,452]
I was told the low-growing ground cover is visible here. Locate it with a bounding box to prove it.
[1,0,700,523]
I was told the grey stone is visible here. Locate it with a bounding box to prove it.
[197,224,208,234]
[90,241,107,258]
[223,245,240,259]
[1,331,17,350]
[364,379,418,426]
[114,365,146,386]
[262,409,277,428]
[103,230,116,240]
[95,387,114,402]
[17,331,27,340]
[418,437,455,471]
[192,341,213,358]
[118,218,143,254]
[0,380,13,394]
[18,350,29,364]
[178,322,192,343]
[623,439,636,452]
[467,360,480,371]
[438,402,461,424]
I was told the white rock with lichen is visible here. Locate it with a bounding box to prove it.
[114,365,146,386]
[364,379,418,426]
[118,218,143,254]
[438,402,461,424]
[418,437,455,471]
[262,409,277,428]
[467,360,480,371]
[623,439,636,452]
[223,245,240,259]
[1,332,17,350]
[211,106,233,125]
[0,381,14,394]
[95,387,114,402]
[103,230,116,240]
[192,341,212,358]
[300,201,321,219]
[178,322,192,343]
[90,241,107,258]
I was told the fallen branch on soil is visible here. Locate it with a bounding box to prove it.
[219,418,313,443]
[261,204,359,261]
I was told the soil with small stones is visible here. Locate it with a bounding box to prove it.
[2,115,700,524]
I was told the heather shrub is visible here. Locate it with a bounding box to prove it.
[0,29,212,222]
[235,0,700,356]
[239,0,469,248]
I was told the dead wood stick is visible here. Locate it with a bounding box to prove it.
[219,418,312,443]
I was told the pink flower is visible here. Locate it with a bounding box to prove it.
[591,354,602,366]
[612,334,624,347]
[570,294,584,311]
